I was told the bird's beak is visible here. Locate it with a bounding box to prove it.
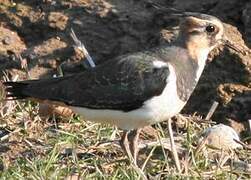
[220,37,250,56]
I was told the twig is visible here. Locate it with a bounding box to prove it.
[205,101,219,121]
[0,128,22,141]
[248,119,251,133]
[167,118,181,173]
[18,54,31,79]
[24,138,34,147]
[70,28,96,68]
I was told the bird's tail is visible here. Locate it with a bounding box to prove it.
[3,81,29,100]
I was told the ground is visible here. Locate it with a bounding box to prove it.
[0,0,250,179]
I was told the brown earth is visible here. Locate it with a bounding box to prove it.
[0,0,250,134]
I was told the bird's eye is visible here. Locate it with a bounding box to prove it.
[206,25,215,33]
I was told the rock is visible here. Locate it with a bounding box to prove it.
[2,36,11,45]
[199,124,242,150]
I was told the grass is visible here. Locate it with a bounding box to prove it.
[0,98,250,179]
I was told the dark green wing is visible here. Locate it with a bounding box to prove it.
[4,52,170,112]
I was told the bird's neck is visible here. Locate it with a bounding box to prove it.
[159,40,210,101]
[189,47,210,81]
[174,36,210,81]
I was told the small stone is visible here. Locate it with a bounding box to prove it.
[2,36,11,45]
[199,124,242,150]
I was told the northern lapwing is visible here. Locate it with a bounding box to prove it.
[3,13,246,166]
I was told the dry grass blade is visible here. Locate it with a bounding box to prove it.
[138,138,184,153]
[0,128,21,141]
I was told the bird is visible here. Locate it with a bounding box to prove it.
[3,12,245,166]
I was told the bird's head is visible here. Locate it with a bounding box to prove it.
[147,2,249,56]
[177,13,225,60]
[180,14,223,50]
[177,13,248,59]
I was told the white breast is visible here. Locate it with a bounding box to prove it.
[141,63,186,123]
[195,49,210,81]
[71,63,185,130]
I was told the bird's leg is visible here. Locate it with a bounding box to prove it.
[121,130,134,162]
[129,128,141,164]
[121,129,142,165]
[167,118,181,172]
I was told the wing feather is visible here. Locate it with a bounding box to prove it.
[4,53,170,112]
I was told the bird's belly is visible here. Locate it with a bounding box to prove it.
[71,97,185,130]
[71,106,154,130]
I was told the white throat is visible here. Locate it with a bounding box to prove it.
[195,49,210,81]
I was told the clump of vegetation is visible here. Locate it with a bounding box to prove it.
[0,98,250,179]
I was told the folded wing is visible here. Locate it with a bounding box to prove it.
[4,53,170,112]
